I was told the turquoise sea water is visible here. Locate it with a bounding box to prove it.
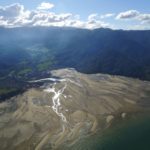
[65,113,150,150]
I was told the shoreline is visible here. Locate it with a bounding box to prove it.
[62,111,150,150]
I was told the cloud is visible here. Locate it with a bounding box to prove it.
[37,2,54,10]
[100,13,115,19]
[0,3,110,29]
[0,3,30,27]
[68,19,109,29]
[138,14,150,21]
[0,3,24,19]
[88,13,98,21]
[30,12,73,27]
[30,12,109,29]
[116,10,150,26]
[138,14,150,24]
[116,10,139,19]
[0,3,149,30]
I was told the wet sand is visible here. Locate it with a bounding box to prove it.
[0,68,150,149]
[65,112,150,150]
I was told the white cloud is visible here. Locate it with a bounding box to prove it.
[88,13,98,21]
[1,3,148,30]
[100,13,115,19]
[28,11,72,26]
[29,12,109,29]
[138,14,150,24]
[116,10,139,19]
[138,14,150,21]
[37,2,54,10]
[0,3,149,30]
[116,10,150,26]
[0,19,8,26]
[0,3,31,27]
[68,19,109,29]
[86,14,110,29]
[0,3,24,19]
[0,3,110,29]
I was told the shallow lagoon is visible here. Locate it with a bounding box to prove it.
[63,112,150,150]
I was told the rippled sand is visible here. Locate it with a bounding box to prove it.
[0,68,150,150]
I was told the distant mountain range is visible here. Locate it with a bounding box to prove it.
[0,27,150,98]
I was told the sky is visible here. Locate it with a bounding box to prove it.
[0,0,150,30]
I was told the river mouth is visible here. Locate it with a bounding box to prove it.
[61,112,150,150]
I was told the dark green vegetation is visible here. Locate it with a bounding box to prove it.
[0,27,150,99]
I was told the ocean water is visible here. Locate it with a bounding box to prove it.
[64,113,150,150]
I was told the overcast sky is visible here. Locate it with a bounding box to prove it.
[0,0,150,30]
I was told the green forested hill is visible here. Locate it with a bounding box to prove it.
[0,27,150,98]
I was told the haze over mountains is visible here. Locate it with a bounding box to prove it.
[1,27,150,79]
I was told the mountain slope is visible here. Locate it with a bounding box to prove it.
[0,27,150,80]
[0,27,150,99]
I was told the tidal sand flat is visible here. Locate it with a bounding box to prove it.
[0,68,150,150]
[66,112,150,150]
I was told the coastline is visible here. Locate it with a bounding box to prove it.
[63,111,150,150]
